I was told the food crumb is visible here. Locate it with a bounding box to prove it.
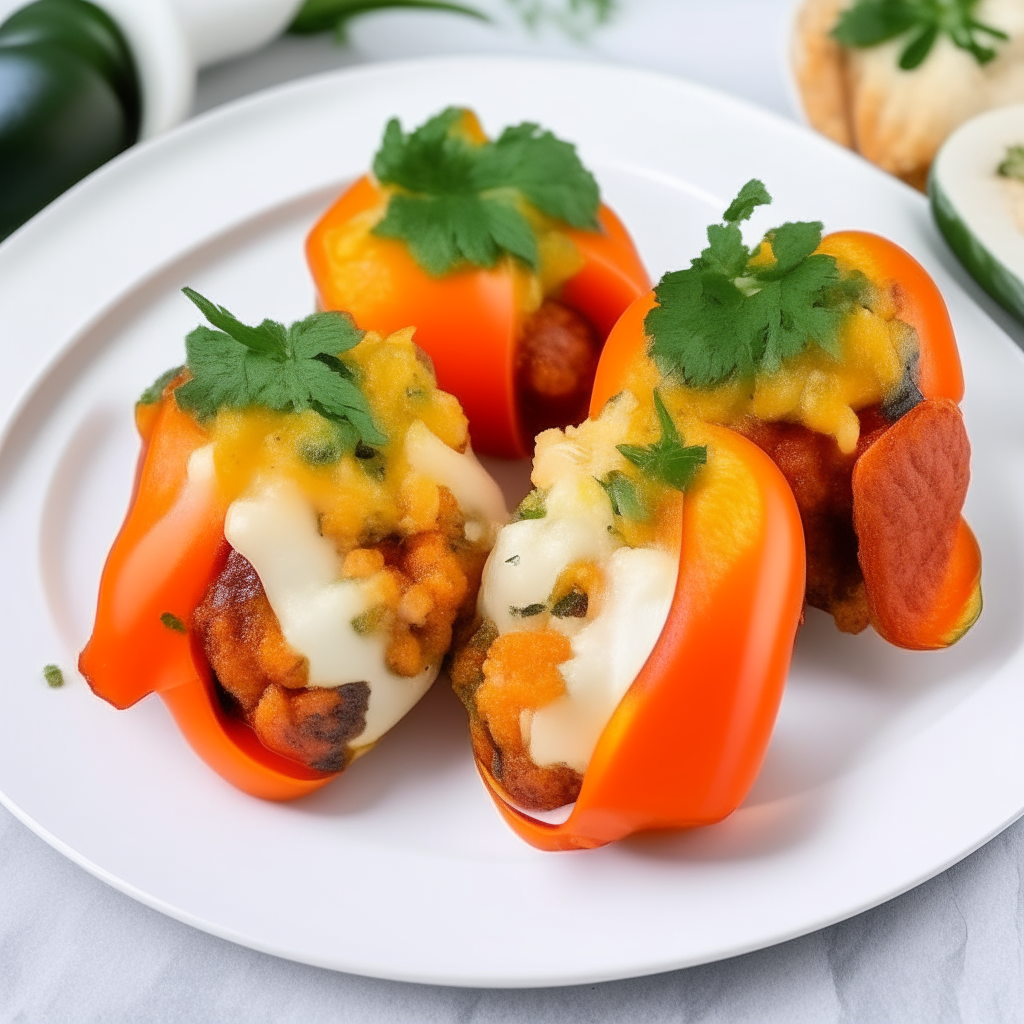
[43,664,64,688]
[160,612,187,633]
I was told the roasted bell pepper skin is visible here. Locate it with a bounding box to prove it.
[478,422,806,851]
[593,232,981,652]
[815,231,964,403]
[306,174,650,459]
[78,387,338,800]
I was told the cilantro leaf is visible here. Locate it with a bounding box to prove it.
[475,122,600,230]
[617,391,707,492]
[645,179,864,389]
[138,365,185,405]
[832,0,1008,70]
[173,289,385,447]
[597,470,645,520]
[723,179,772,225]
[998,145,1024,182]
[370,107,600,276]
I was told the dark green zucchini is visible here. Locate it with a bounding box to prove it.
[0,0,139,240]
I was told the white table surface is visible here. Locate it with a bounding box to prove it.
[4,1,1024,1019]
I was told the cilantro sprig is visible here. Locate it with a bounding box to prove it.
[646,179,864,390]
[617,391,707,492]
[831,0,1008,70]
[371,107,600,276]
[172,288,385,448]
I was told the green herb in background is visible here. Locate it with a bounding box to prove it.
[509,0,614,37]
[832,0,1008,70]
[371,107,600,275]
[42,664,64,688]
[998,145,1024,182]
[289,0,614,40]
[646,179,864,390]
[172,287,385,450]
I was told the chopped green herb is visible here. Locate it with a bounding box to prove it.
[160,612,186,633]
[646,179,865,390]
[617,390,707,492]
[42,664,63,688]
[998,145,1024,182]
[509,602,546,618]
[505,554,521,565]
[174,288,385,448]
[138,365,185,405]
[551,587,588,618]
[297,436,341,466]
[831,0,1008,70]
[598,470,645,521]
[351,606,387,636]
[371,107,600,276]
[512,489,547,521]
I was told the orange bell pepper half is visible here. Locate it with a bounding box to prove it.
[306,174,649,459]
[594,231,981,652]
[471,421,806,851]
[78,384,337,801]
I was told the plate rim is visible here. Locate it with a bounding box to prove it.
[2,53,1024,988]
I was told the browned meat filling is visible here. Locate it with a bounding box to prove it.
[516,300,600,441]
[194,489,486,773]
[450,619,583,811]
[738,406,890,634]
[193,550,370,772]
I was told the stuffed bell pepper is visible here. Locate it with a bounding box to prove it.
[306,106,650,459]
[451,384,806,850]
[79,289,507,800]
[594,180,982,650]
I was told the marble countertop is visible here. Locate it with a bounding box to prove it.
[3,1,1024,1019]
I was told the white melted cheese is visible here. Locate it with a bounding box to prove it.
[528,546,677,773]
[405,419,508,528]
[211,419,507,751]
[480,480,617,636]
[224,479,434,748]
[477,392,679,776]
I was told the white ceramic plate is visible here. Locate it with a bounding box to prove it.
[2,57,1023,988]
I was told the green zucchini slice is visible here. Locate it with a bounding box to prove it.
[930,103,1024,324]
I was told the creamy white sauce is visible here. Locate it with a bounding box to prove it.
[529,547,677,773]
[225,479,434,748]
